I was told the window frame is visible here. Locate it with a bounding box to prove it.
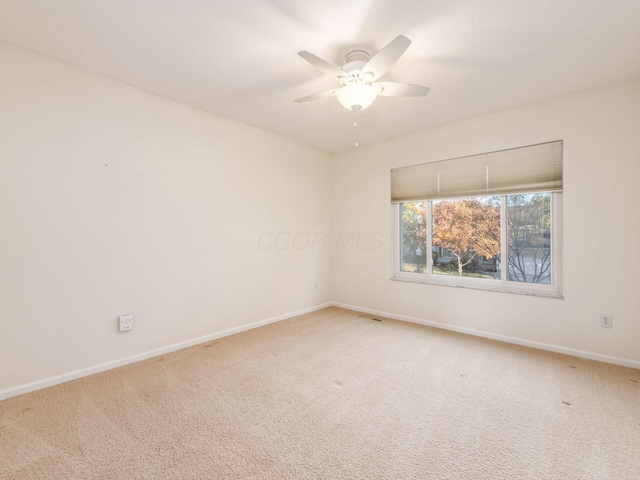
[392,193,563,298]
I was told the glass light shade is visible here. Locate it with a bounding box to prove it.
[337,83,378,111]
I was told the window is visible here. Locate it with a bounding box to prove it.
[396,192,560,296]
[506,193,552,284]
[392,141,562,297]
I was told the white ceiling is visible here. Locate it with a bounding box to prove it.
[1,0,640,153]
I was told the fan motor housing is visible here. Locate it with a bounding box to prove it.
[342,50,371,78]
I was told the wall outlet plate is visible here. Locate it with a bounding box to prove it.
[119,314,134,332]
[600,313,612,329]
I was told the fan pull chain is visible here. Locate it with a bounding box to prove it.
[354,110,359,147]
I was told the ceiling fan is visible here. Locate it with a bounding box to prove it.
[295,35,430,112]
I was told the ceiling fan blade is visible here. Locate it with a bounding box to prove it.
[376,82,430,97]
[298,51,343,80]
[362,35,412,80]
[294,89,339,103]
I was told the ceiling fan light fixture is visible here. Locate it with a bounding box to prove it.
[336,83,378,111]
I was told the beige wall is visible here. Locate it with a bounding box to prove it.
[0,44,333,396]
[333,78,640,365]
[2,41,639,399]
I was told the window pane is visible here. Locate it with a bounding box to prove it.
[431,196,501,279]
[507,193,551,284]
[400,202,427,273]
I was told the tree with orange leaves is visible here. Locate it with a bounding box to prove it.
[432,198,501,276]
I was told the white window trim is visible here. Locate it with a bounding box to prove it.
[392,193,563,299]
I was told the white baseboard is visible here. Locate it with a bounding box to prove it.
[4,301,637,401]
[0,303,332,401]
[332,302,640,370]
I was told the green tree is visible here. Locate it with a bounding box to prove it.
[401,202,426,272]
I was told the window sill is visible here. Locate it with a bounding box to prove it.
[390,274,564,299]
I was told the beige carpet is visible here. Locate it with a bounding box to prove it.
[1,307,639,479]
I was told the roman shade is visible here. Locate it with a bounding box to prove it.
[391,140,563,203]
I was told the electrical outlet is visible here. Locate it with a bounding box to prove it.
[119,314,134,332]
[600,313,612,329]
